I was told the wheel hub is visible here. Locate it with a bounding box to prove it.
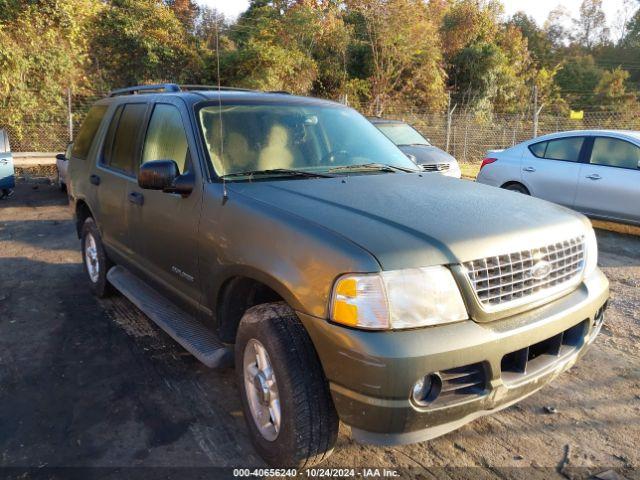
[243,339,281,441]
[253,371,271,405]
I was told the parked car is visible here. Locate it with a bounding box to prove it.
[68,84,608,467]
[369,117,461,178]
[56,142,73,191]
[0,128,15,198]
[476,130,640,226]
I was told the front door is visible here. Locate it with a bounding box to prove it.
[574,136,640,224]
[127,101,203,311]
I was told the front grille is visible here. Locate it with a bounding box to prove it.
[463,236,585,310]
[422,163,450,172]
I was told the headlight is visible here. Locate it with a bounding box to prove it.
[330,266,468,330]
[584,227,598,277]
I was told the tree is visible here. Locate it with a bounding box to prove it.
[574,0,610,49]
[594,67,637,111]
[508,12,553,67]
[0,0,102,146]
[544,6,572,48]
[347,0,447,114]
[91,0,203,88]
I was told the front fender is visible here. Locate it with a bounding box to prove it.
[198,183,381,320]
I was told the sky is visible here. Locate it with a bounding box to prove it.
[200,0,628,26]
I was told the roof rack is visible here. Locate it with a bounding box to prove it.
[179,85,256,92]
[108,84,181,97]
[108,84,289,97]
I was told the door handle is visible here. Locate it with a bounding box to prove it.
[128,191,144,206]
[89,174,100,186]
[523,166,536,172]
[586,174,602,180]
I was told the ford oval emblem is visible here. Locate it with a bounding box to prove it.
[530,260,552,280]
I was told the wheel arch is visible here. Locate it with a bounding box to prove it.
[214,271,301,344]
[500,181,530,195]
[74,199,94,238]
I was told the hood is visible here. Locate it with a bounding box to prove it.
[229,174,589,271]
[398,145,456,165]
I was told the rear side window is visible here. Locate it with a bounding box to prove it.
[529,137,584,162]
[72,105,107,159]
[142,104,190,174]
[529,141,546,158]
[102,103,147,175]
[590,137,640,170]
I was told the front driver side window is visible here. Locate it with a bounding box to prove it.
[142,104,190,174]
[590,137,640,170]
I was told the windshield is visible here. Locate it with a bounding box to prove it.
[198,103,418,178]
[374,123,431,146]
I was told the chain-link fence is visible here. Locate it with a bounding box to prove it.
[3,92,640,167]
[383,109,640,165]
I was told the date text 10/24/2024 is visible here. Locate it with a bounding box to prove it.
[233,468,400,477]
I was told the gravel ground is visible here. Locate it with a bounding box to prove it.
[0,182,638,479]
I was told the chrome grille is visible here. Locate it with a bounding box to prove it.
[463,236,585,309]
[422,163,450,172]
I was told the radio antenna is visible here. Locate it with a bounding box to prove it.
[214,13,227,200]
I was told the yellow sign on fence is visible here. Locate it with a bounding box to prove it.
[570,110,584,120]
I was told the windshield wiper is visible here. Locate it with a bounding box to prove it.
[328,163,416,173]
[221,168,334,179]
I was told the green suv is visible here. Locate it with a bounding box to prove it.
[67,84,609,467]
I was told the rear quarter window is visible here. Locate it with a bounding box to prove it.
[529,141,547,158]
[72,105,108,159]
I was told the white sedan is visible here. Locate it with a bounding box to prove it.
[476,130,640,226]
[56,142,73,191]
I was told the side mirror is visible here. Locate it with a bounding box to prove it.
[138,160,194,196]
[56,153,66,161]
[405,153,417,164]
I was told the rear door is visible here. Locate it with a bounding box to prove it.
[95,102,149,259]
[127,100,203,310]
[521,136,587,207]
[574,136,640,224]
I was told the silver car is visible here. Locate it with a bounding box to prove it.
[476,130,640,226]
[369,118,462,178]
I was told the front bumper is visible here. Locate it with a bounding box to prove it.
[299,268,609,445]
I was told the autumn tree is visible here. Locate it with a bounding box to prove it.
[346,0,447,114]
[91,0,203,88]
[574,0,610,49]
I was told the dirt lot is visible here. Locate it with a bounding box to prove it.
[1,182,639,479]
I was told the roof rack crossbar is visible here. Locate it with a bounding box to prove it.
[179,85,256,92]
[108,84,181,97]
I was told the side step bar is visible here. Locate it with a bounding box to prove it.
[107,266,233,368]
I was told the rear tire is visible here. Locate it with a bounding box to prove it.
[235,302,338,467]
[502,182,530,195]
[81,217,113,298]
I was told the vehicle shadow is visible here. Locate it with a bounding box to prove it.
[0,256,261,468]
[0,182,68,209]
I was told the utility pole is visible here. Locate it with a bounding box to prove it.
[445,92,457,153]
[533,86,544,138]
[67,87,73,142]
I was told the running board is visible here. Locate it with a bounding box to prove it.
[107,266,233,368]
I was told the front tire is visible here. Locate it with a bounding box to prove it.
[235,302,338,467]
[81,217,112,297]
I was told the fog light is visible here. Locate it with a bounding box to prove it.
[411,373,442,406]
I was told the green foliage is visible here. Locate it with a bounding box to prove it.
[0,0,639,145]
[91,0,203,88]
